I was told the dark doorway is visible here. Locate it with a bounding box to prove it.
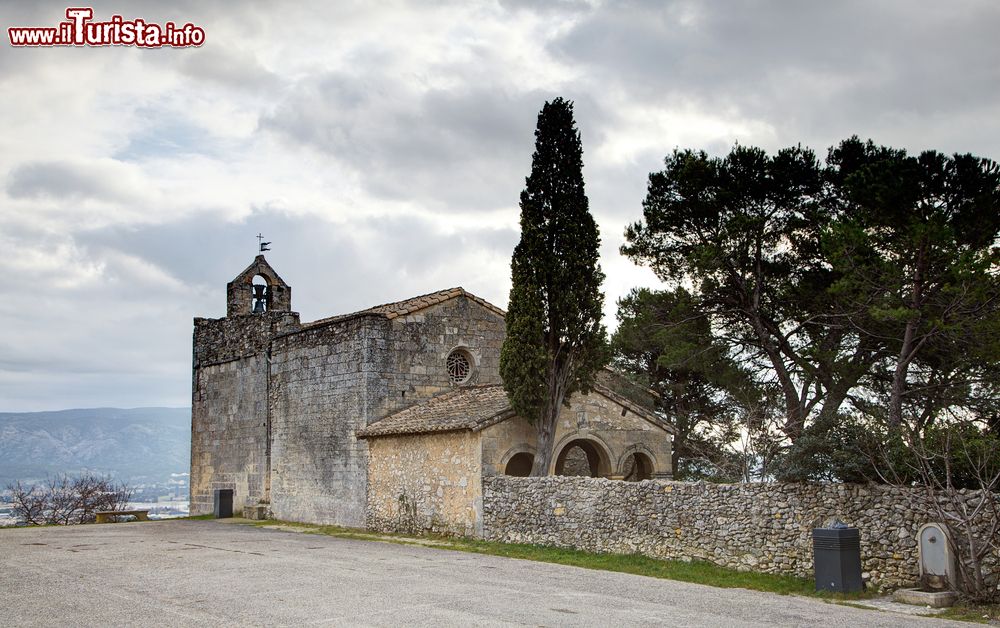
[214,489,234,518]
[504,452,534,477]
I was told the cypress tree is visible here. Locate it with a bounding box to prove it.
[499,98,608,476]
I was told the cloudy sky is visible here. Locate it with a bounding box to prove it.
[1,1,998,411]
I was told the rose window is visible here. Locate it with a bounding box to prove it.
[447,350,472,384]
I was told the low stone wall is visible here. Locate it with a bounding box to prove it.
[482,476,996,590]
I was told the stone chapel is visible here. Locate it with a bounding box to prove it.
[191,255,674,531]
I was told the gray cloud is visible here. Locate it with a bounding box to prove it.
[261,77,559,211]
[113,113,222,161]
[549,0,1000,156]
[0,207,515,410]
[499,0,592,14]
[177,46,281,92]
[7,161,140,202]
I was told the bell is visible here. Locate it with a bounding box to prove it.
[252,284,268,313]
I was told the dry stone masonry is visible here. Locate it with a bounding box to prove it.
[483,475,998,590]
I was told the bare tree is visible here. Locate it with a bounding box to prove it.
[8,480,47,525]
[874,424,1000,603]
[6,474,134,526]
[711,393,787,483]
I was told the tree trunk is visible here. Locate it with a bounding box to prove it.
[530,355,573,476]
[890,241,927,428]
[888,319,916,427]
[750,315,806,440]
[530,406,557,476]
[814,381,849,427]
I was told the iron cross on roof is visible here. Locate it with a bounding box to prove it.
[257,233,271,253]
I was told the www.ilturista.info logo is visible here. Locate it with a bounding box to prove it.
[8,7,205,48]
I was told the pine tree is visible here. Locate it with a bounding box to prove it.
[499,98,608,476]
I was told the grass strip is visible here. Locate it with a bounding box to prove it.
[247,519,864,599]
[242,519,998,620]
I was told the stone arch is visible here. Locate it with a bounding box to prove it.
[500,444,536,477]
[616,443,659,481]
[251,274,271,312]
[620,452,654,482]
[446,344,480,365]
[247,267,281,285]
[552,434,613,478]
[504,452,534,477]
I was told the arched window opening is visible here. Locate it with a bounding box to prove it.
[251,274,270,313]
[554,439,611,478]
[504,452,534,477]
[622,452,653,481]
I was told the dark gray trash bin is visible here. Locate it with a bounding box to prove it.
[213,489,234,519]
[813,523,864,592]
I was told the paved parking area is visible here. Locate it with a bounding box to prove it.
[0,520,964,627]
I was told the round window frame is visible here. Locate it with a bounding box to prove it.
[446,348,474,385]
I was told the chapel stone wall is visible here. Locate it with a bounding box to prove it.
[480,392,672,478]
[190,311,299,515]
[366,431,483,537]
[267,296,504,527]
[374,296,506,418]
[267,315,387,527]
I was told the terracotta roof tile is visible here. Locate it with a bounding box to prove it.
[357,382,676,439]
[357,385,512,438]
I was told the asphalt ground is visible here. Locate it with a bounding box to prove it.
[0,519,967,627]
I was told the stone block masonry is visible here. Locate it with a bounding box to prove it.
[190,355,269,515]
[268,315,385,527]
[267,295,505,527]
[193,312,300,367]
[190,310,300,516]
[367,431,482,537]
[195,256,507,527]
[483,475,998,590]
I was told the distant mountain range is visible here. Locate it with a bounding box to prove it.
[0,407,190,485]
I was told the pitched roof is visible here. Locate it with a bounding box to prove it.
[229,254,289,287]
[302,287,505,330]
[356,385,513,438]
[594,384,675,434]
[357,383,676,439]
